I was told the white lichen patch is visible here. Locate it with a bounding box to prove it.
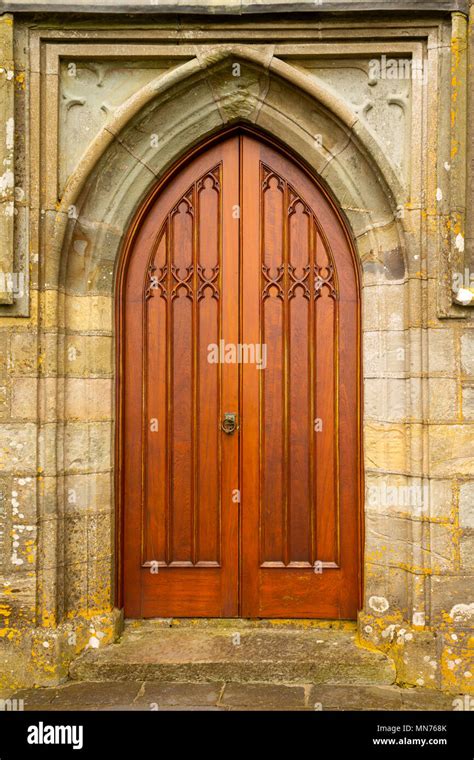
[6,117,14,151]
[0,169,14,195]
[436,188,443,201]
[11,528,24,565]
[454,288,473,305]
[449,603,474,623]
[368,595,389,613]
[455,233,465,253]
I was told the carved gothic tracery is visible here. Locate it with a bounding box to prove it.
[314,263,337,300]
[262,264,285,301]
[261,164,338,302]
[197,263,220,301]
[145,165,222,303]
[288,263,311,301]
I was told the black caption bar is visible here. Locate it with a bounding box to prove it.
[0,710,473,758]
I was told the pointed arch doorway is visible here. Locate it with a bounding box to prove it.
[117,128,362,619]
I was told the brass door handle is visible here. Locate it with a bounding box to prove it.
[221,412,239,435]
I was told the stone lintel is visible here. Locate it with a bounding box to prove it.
[1,1,469,16]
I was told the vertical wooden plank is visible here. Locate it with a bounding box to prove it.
[197,169,221,562]
[170,197,194,563]
[261,169,285,564]
[288,200,311,564]
[122,135,240,617]
[219,138,240,614]
[241,133,360,618]
[144,229,168,564]
[241,135,263,614]
[315,229,338,565]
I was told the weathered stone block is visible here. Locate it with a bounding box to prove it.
[428,479,454,522]
[428,378,458,421]
[364,378,407,422]
[362,284,405,332]
[65,295,113,334]
[63,472,113,513]
[9,332,38,376]
[11,378,37,420]
[65,378,113,422]
[390,631,439,689]
[460,531,474,571]
[429,425,474,477]
[461,331,474,376]
[428,328,456,374]
[429,523,458,572]
[430,576,474,626]
[462,385,474,420]
[64,422,112,474]
[459,482,474,528]
[0,424,37,474]
[87,511,113,562]
[63,335,113,378]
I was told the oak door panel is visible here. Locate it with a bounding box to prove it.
[240,135,360,618]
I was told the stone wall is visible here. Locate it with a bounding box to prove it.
[0,4,473,691]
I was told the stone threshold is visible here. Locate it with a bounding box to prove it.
[68,619,394,685]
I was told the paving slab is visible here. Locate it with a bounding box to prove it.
[308,684,458,711]
[8,681,463,711]
[11,681,142,710]
[220,682,307,709]
[135,681,224,707]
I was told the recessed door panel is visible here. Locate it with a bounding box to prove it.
[240,135,360,618]
[122,137,239,617]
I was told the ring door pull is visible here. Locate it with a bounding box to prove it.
[221,412,239,435]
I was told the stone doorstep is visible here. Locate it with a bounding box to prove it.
[8,681,460,712]
[68,624,396,685]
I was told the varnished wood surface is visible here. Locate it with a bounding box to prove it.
[118,129,362,618]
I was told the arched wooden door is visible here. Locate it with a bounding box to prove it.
[118,130,361,619]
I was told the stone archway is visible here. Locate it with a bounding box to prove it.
[42,46,418,678]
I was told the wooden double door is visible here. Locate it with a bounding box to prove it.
[119,131,361,619]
